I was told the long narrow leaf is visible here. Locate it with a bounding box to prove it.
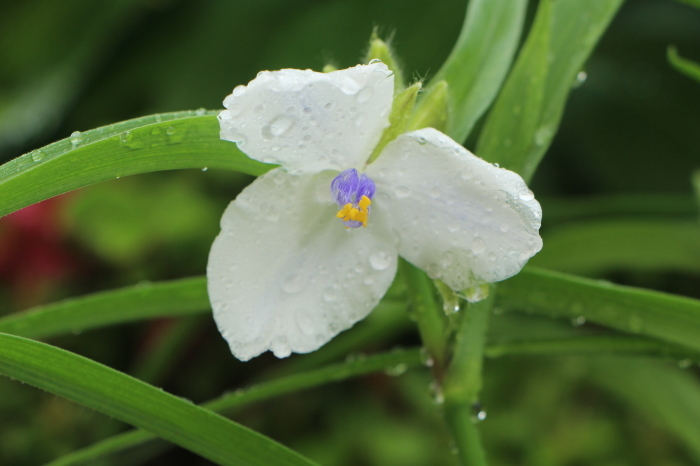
[0,111,271,218]
[46,348,424,466]
[0,277,209,339]
[531,219,700,275]
[419,0,527,143]
[498,267,700,353]
[476,0,624,179]
[0,333,315,466]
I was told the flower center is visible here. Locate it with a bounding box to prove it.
[330,168,376,229]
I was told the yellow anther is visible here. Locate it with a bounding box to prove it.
[358,195,371,211]
[335,197,371,227]
[336,203,353,219]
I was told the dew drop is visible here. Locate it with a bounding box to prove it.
[518,189,535,201]
[368,58,383,65]
[678,359,693,369]
[195,107,206,116]
[254,104,265,114]
[232,85,246,97]
[417,136,427,145]
[30,149,45,163]
[572,70,588,89]
[357,87,374,103]
[384,364,408,377]
[166,126,176,136]
[471,402,487,422]
[534,125,554,146]
[322,287,337,302]
[120,131,132,143]
[472,237,486,255]
[70,131,83,147]
[395,186,410,199]
[499,222,510,233]
[282,274,304,294]
[261,115,295,140]
[324,102,333,110]
[572,316,586,327]
[369,250,392,271]
[302,107,312,115]
[202,167,208,172]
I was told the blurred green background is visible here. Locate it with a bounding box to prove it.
[0,0,699,464]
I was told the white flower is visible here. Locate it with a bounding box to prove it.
[209,62,542,361]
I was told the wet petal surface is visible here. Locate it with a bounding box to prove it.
[367,128,542,290]
[219,63,394,174]
[207,168,398,360]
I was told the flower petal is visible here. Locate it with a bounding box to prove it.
[367,128,542,290]
[219,63,394,174]
[207,168,398,360]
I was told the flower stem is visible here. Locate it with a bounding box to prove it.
[442,287,493,465]
[400,259,448,374]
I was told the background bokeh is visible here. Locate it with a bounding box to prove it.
[1,0,699,464]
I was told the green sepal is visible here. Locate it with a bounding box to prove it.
[365,30,405,92]
[366,82,421,164]
[408,80,449,133]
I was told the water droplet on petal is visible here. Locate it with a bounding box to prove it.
[357,87,374,103]
[261,115,296,140]
[368,58,383,65]
[323,287,337,302]
[472,237,486,255]
[282,274,304,294]
[395,186,410,199]
[232,85,246,97]
[518,189,535,201]
[369,250,392,271]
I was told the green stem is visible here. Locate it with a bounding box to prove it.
[400,259,449,373]
[442,288,494,465]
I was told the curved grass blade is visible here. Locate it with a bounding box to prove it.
[667,46,700,83]
[589,357,700,462]
[414,0,527,143]
[0,277,209,339]
[485,335,700,363]
[476,0,624,180]
[46,348,423,466]
[498,267,700,353]
[0,111,271,218]
[0,333,316,466]
[531,219,700,275]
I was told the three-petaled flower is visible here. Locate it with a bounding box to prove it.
[208,62,542,361]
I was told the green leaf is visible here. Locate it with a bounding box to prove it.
[0,111,271,218]
[46,348,423,466]
[0,334,316,466]
[485,335,700,362]
[531,219,700,275]
[418,0,527,143]
[0,277,209,339]
[477,0,624,180]
[668,46,700,83]
[497,267,700,353]
[589,357,700,462]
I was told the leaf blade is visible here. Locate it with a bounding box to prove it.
[0,111,271,218]
[0,333,316,466]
